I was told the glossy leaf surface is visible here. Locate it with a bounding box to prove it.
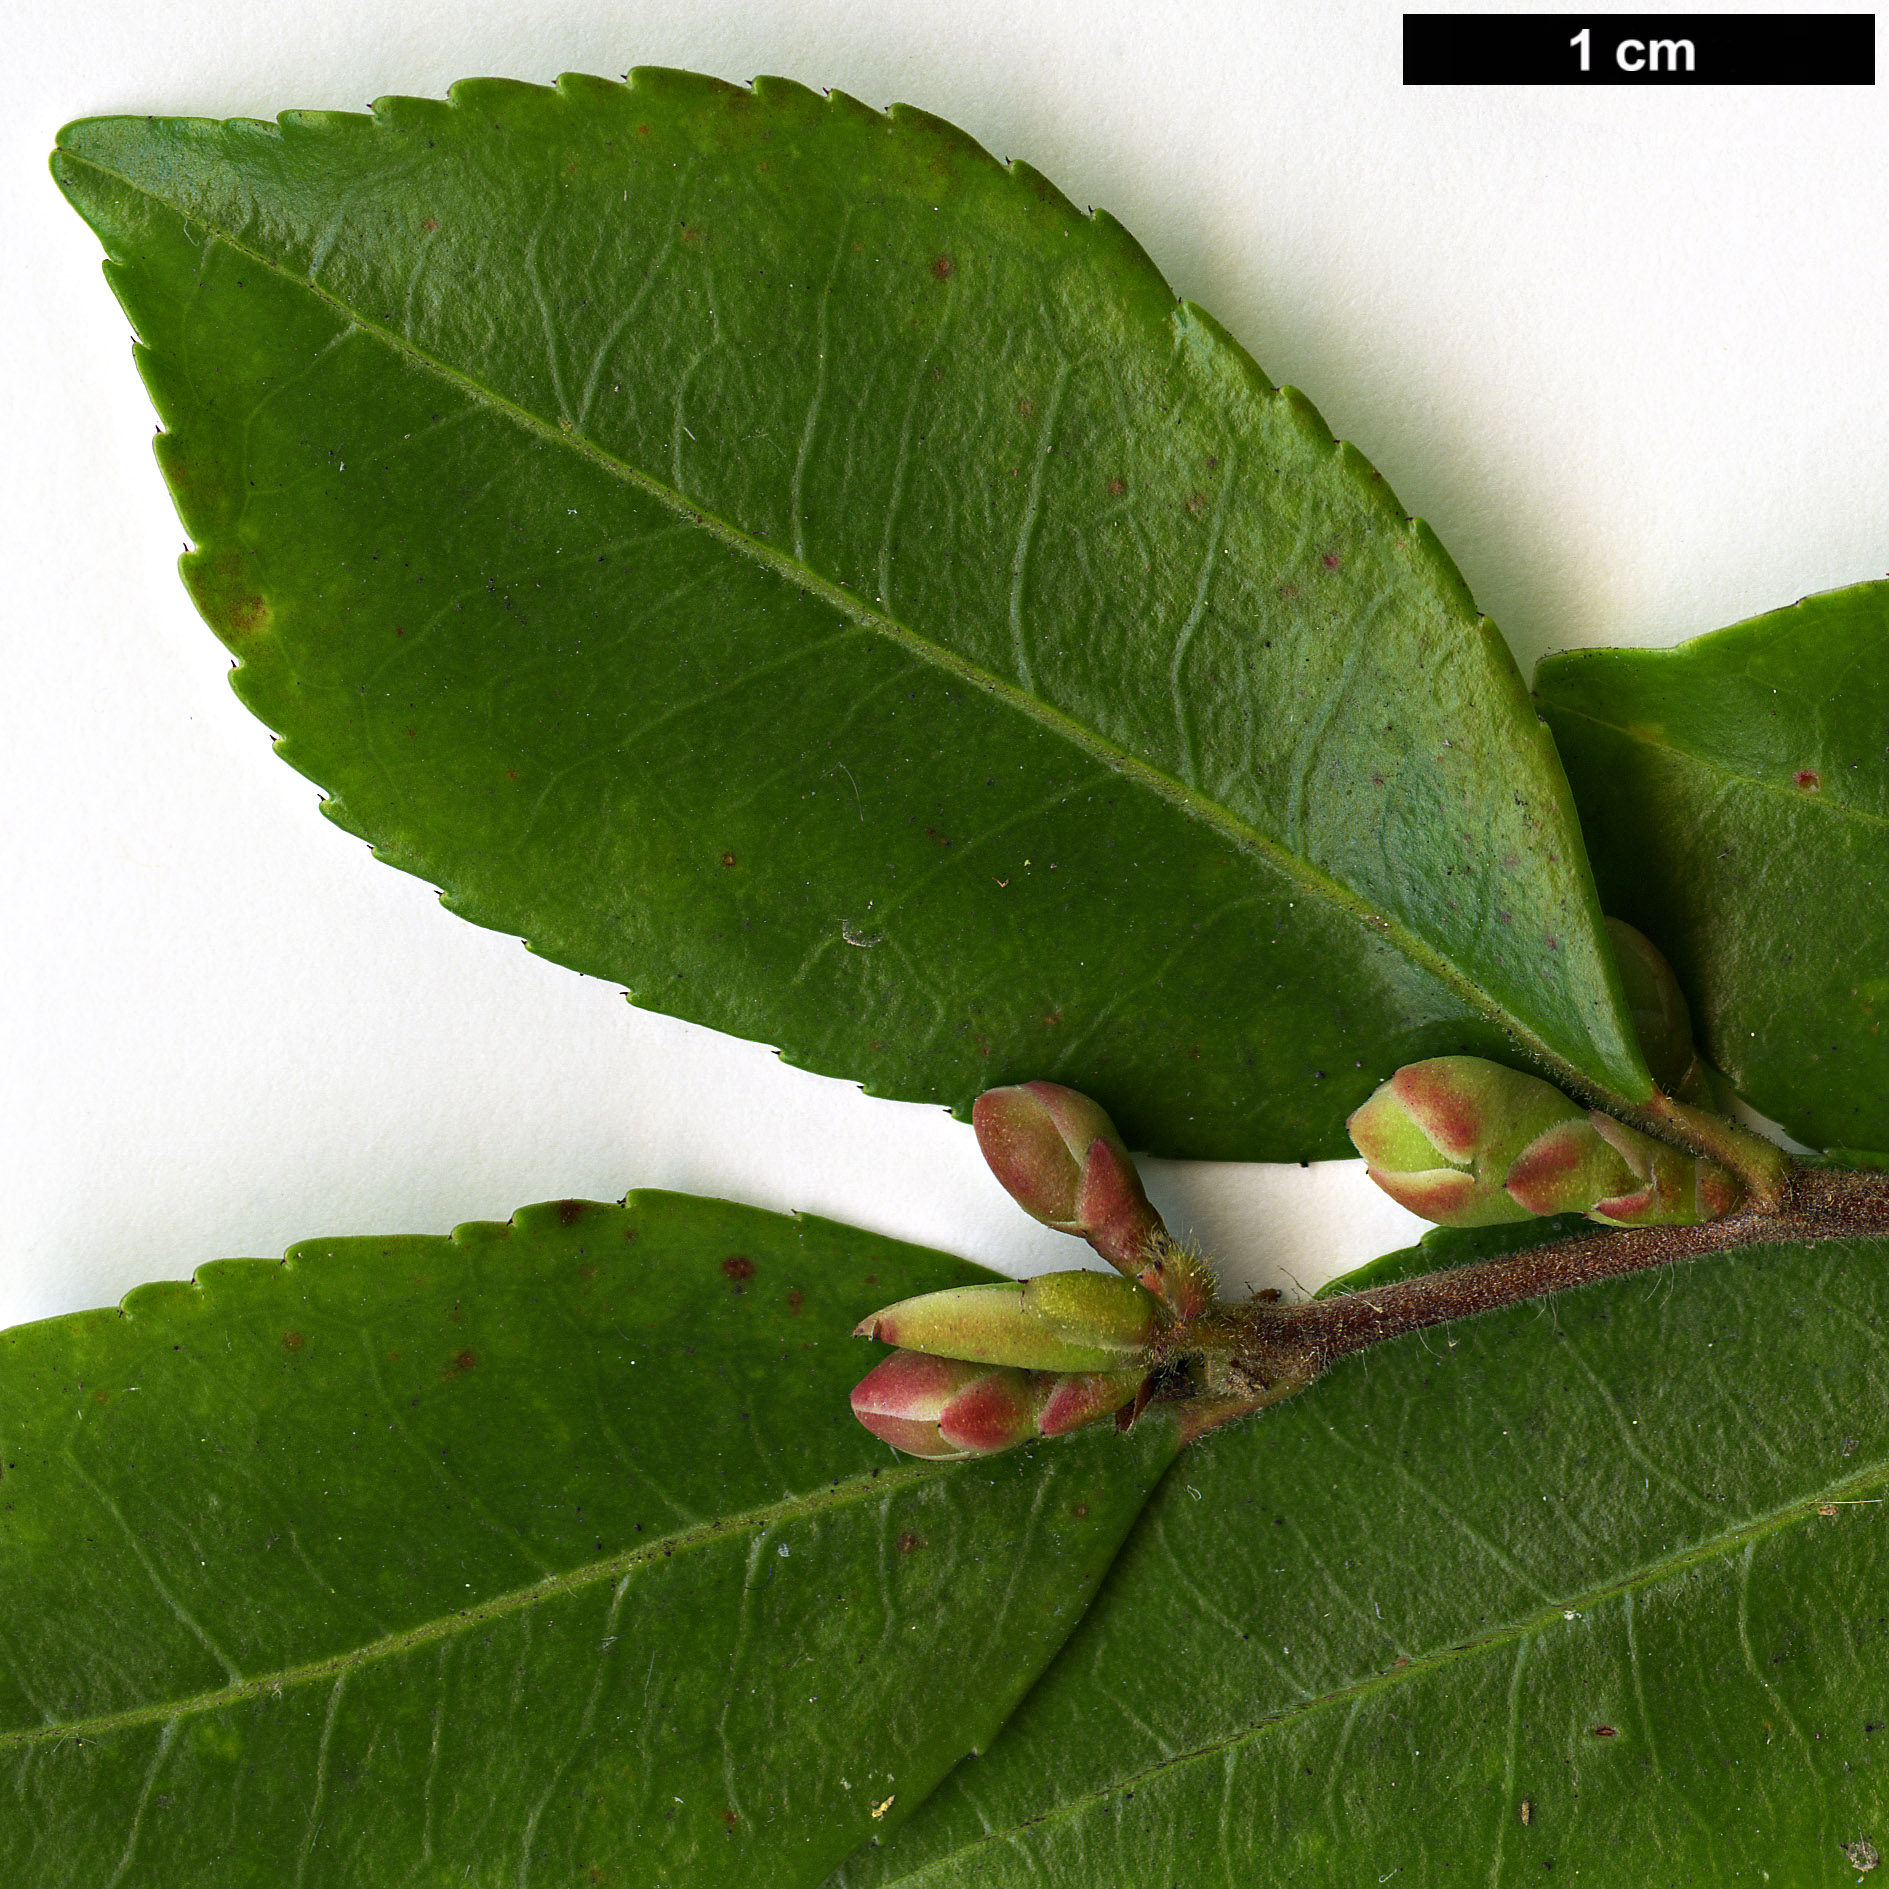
[0,1193,1176,1886]
[840,1234,1889,1886]
[52,71,1651,1161]
[1538,581,1889,1152]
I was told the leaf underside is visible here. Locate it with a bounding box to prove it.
[52,69,1650,1160]
[1538,580,1889,1153]
[0,1193,1176,1886]
[842,1233,1889,1887]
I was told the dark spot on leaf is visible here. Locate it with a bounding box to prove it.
[282,1331,305,1352]
[1042,1012,1062,1028]
[443,1350,477,1378]
[721,1256,756,1281]
[897,1531,926,1553]
[786,1289,805,1314]
[1796,769,1821,791]
[1072,1503,1089,1518]
[926,828,952,846]
[931,255,953,280]
[721,1810,738,1829]
[557,1200,590,1226]
[722,852,737,867]
[1321,553,1341,569]
[1591,1724,1616,1737]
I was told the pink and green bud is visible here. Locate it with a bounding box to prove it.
[850,1352,1041,1458]
[1349,1055,1742,1229]
[1035,1369,1145,1438]
[1583,1113,1743,1226]
[854,1269,1162,1372]
[972,1082,1165,1274]
[1347,1057,1587,1227]
[849,1350,1142,1458]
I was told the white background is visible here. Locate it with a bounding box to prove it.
[3,1,1884,1331]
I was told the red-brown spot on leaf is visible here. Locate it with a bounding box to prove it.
[421,216,438,232]
[897,1530,927,1553]
[1321,553,1341,570]
[1106,477,1126,496]
[1592,1724,1617,1738]
[1796,769,1822,791]
[785,1288,805,1315]
[1072,1503,1089,1519]
[721,1810,738,1830]
[443,1349,477,1378]
[721,1255,756,1281]
[556,1200,590,1227]
[931,255,954,280]
[721,852,737,867]
[282,1331,305,1352]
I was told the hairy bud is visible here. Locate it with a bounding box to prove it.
[1349,1055,1742,1229]
[849,1349,1141,1458]
[854,1270,1162,1372]
[972,1082,1165,1274]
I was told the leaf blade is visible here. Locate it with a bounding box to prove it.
[1537,580,1889,1150]
[842,1233,1889,1884]
[0,1192,1176,1885]
[53,72,1650,1159]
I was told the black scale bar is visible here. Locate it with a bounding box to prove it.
[1404,13,1875,84]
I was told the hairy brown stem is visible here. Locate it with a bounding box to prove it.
[1174,1165,1889,1437]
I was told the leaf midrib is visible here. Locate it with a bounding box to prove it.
[61,144,1588,1091]
[0,1456,936,1750]
[1545,699,1889,835]
[871,1459,1889,1884]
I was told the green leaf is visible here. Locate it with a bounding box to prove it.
[0,1192,1176,1886]
[1537,580,1889,1152]
[51,70,1651,1162]
[839,1234,1889,1885]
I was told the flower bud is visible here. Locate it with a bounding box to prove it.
[972,1082,1165,1274]
[849,1350,1143,1458]
[854,1269,1162,1372]
[1349,1055,1743,1229]
[1035,1369,1145,1438]
[1347,1057,1586,1227]
[850,1352,1042,1458]
[1584,1113,1743,1226]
